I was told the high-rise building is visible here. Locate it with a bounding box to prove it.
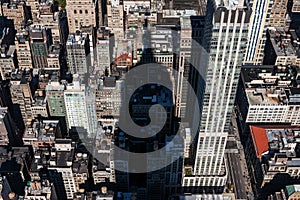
[46,81,66,117]
[66,33,90,75]
[29,25,49,69]
[246,125,300,197]
[237,65,300,127]
[123,0,156,30]
[292,0,300,12]
[24,179,55,199]
[64,75,90,134]
[182,0,250,191]
[85,85,98,137]
[263,28,300,66]
[0,108,16,146]
[66,0,96,33]
[244,0,273,65]
[95,77,122,120]
[72,152,89,192]
[107,0,124,43]
[32,5,62,44]
[175,16,193,119]
[10,69,34,125]
[64,75,97,137]
[22,119,61,150]
[49,139,76,199]
[137,27,175,68]
[15,32,33,69]
[25,0,39,13]
[47,44,62,72]
[0,41,16,81]
[1,2,26,30]
[31,89,48,118]
[0,23,16,80]
[290,0,300,27]
[268,0,289,27]
[0,147,32,196]
[96,27,111,76]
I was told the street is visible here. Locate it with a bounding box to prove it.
[226,153,247,199]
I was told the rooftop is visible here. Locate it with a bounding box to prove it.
[286,185,300,197]
[250,125,300,158]
[15,32,30,43]
[250,126,269,158]
[25,179,52,197]
[137,27,175,54]
[45,81,66,91]
[23,119,59,144]
[97,27,110,40]
[32,90,47,106]
[0,108,8,120]
[10,69,32,84]
[130,84,173,106]
[216,0,245,8]
[50,139,74,167]
[268,28,300,58]
[29,25,47,40]
[73,152,89,174]
[48,44,61,57]
[241,65,300,105]
[66,33,88,46]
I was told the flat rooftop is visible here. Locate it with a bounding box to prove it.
[241,65,300,105]
[268,28,300,58]
[66,33,87,46]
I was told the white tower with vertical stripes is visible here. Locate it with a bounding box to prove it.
[182,0,250,189]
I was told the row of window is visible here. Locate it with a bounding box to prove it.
[73,10,94,15]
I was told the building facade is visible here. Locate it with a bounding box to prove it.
[244,0,273,65]
[107,0,124,43]
[64,76,89,134]
[183,0,250,190]
[15,32,33,69]
[66,33,90,75]
[29,26,49,69]
[66,0,96,33]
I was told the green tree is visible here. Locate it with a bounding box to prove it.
[56,0,66,9]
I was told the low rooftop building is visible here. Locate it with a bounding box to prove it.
[264,28,300,66]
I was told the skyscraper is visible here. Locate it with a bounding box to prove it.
[29,25,50,69]
[182,0,250,191]
[64,75,90,134]
[96,27,111,75]
[1,2,26,30]
[268,0,289,27]
[46,81,66,117]
[66,0,96,33]
[244,0,273,65]
[107,0,124,43]
[15,32,33,69]
[10,70,34,125]
[66,33,90,75]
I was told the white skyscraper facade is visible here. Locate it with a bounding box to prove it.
[64,75,90,134]
[244,0,273,65]
[183,0,250,189]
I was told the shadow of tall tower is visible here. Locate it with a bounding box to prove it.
[114,22,180,199]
